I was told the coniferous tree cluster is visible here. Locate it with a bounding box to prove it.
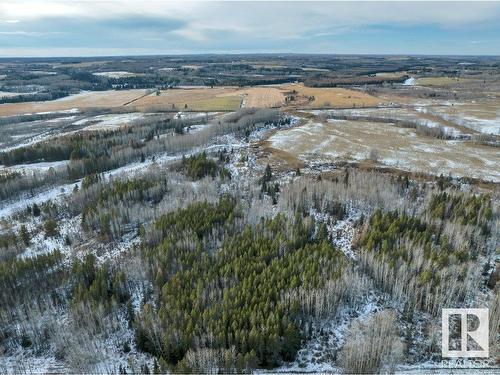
[134,197,345,371]
[182,152,231,180]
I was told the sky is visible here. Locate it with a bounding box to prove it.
[1,1,500,57]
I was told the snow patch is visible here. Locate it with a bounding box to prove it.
[93,71,138,79]
[403,77,416,86]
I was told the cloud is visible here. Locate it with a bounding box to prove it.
[0,1,499,56]
[0,31,44,36]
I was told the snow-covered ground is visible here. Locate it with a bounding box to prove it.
[35,108,80,114]
[310,203,364,260]
[416,105,500,135]
[403,77,416,86]
[184,124,207,134]
[0,287,154,374]
[1,108,498,373]
[0,160,68,174]
[0,91,35,98]
[277,294,382,373]
[267,118,500,182]
[45,115,78,123]
[0,354,70,374]
[0,180,81,219]
[93,71,139,79]
[0,114,274,222]
[174,111,218,120]
[0,133,56,153]
[72,112,147,130]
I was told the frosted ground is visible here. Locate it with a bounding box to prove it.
[416,102,500,135]
[268,114,499,182]
[0,112,162,153]
[93,71,141,79]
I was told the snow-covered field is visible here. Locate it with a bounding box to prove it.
[416,102,500,135]
[306,107,465,137]
[72,112,147,130]
[0,111,151,152]
[403,77,416,86]
[0,160,68,174]
[267,118,500,182]
[0,91,35,98]
[45,115,78,123]
[93,71,139,79]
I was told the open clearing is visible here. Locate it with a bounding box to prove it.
[93,71,143,78]
[223,87,286,108]
[0,89,148,117]
[306,107,468,136]
[0,91,35,99]
[130,87,241,111]
[132,86,284,110]
[102,84,384,112]
[280,83,385,109]
[72,112,148,131]
[181,96,241,111]
[415,76,470,86]
[375,72,406,78]
[416,100,500,135]
[301,67,330,72]
[266,118,499,182]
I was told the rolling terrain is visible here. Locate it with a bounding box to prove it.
[0,55,498,374]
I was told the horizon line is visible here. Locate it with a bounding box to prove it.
[1,52,500,60]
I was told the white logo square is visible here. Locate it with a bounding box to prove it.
[442,308,489,358]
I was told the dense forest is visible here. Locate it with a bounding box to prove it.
[136,198,345,370]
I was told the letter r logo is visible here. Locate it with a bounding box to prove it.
[442,308,489,358]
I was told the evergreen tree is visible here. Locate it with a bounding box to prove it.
[19,225,30,246]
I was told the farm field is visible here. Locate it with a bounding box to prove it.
[307,106,473,136]
[181,96,241,111]
[416,99,500,135]
[229,86,286,108]
[415,76,470,86]
[266,117,500,182]
[375,71,406,78]
[0,84,384,117]
[93,71,144,78]
[0,89,148,116]
[281,83,385,108]
[130,87,241,111]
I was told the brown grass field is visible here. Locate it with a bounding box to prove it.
[415,77,472,86]
[280,83,385,109]
[0,89,149,116]
[223,87,286,108]
[184,96,241,111]
[0,83,387,117]
[130,87,241,111]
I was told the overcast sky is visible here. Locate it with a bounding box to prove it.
[1,1,500,57]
